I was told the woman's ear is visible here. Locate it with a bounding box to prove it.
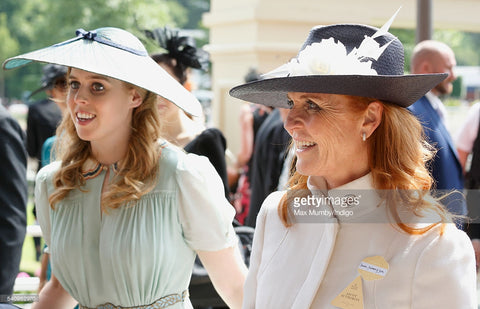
[129,88,143,108]
[362,101,383,138]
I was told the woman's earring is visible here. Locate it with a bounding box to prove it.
[362,132,367,142]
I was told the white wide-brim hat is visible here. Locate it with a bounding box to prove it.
[3,27,202,117]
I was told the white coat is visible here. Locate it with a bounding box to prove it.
[243,174,477,309]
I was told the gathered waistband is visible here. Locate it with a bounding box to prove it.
[78,290,189,309]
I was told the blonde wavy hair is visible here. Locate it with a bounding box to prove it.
[278,95,452,235]
[49,73,162,211]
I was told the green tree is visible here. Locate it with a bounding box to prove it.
[176,0,210,29]
[2,0,194,101]
[0,13,20,99]
[390,28,480,71]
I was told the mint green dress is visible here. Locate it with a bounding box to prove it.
[35,143,237,308]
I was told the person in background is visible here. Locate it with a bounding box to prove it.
[0,103,27,307]
[456,101,480,270]
[3,26,246,309]
[231,68,273,224]
[26,64,67,261]
[145,26,231,201]
[229,11,477,308]
[27,64,67,166]
[408,40,467,223]
[37,79,68,295]
[245,107,290,227]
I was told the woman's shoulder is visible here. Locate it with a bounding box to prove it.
[263,190,286,210]
[423,222,472,248]
[398,215,472,258]
[158,140,214,179]
[156,141,188,182]
[159,140,203,166]
[410,223,475,295]
[256,191,287,225]
[158,140,182,163]
[35,161,61,197]
[36,161,61,182]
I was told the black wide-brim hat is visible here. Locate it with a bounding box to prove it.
[230,22,447,108]
[29,64,68,98]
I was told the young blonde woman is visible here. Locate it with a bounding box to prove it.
[3,27,246,309]
[230,12,477,308]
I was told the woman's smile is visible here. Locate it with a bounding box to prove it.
[76,111,96,124]
[294,139,317,152]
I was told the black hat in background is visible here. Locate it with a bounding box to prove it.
[244,68,262,83]
[29,64,68,98]
[144,26,210,72]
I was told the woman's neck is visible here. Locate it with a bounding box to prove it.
[90,136,129,166]
[310,153,370,190]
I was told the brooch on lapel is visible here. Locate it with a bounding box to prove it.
[331,255,389,309]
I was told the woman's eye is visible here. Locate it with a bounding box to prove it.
[69,81,80,90]
[287,99,294,108]
[92,83,105,92]
[306,100,321,111]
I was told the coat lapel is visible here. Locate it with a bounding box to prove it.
[290,222,339,308]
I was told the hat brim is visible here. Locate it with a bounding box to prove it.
[3,38,202,117]
[230,73,447,108]
[28,84,50,98]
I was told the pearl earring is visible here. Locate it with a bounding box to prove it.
[362,132,366,142]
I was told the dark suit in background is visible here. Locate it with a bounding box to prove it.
[26,98,62,167]
[246,109,290,227]
[408,96,467,219]
[0,104,27,302]
[26,64,66,261]
[26,98,62,260]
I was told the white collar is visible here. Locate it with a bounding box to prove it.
[425,91,448,126]
[306,173,383,223]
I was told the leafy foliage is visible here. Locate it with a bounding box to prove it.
[1,0,208,101]
[391,28,480,71]
[2,2,480,101]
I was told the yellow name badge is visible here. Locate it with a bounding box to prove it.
[331,256,389,309]
[358,256,389,281]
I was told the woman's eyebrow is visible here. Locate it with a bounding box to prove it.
[69,73,111,82]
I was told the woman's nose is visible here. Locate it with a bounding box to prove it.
[284,108,302,133]
[71,87,88,104]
